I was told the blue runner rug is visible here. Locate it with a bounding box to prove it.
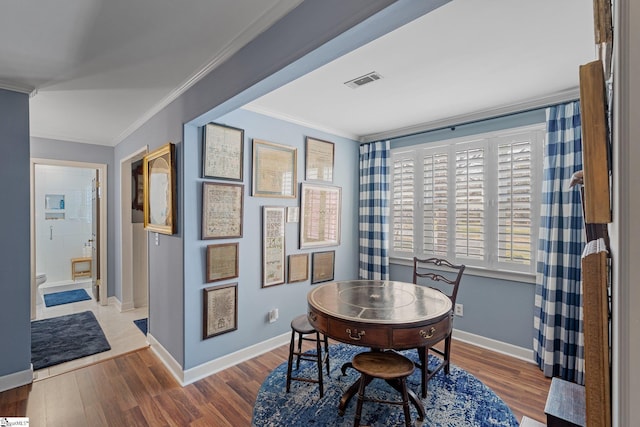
[31,311,111,370]
[252,343,519,426]
[43,288,91,307]
[134,318,148,335]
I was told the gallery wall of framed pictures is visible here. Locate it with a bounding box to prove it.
[197,120,343,341]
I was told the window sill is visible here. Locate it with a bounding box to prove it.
[390,257,536,285]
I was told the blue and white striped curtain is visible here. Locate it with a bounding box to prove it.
[358,141,390,280]
[533,101,586,384]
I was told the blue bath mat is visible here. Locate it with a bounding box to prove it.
[134,318,148,335]
[44,289,91,307]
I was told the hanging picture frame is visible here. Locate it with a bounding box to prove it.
[252,139,297,198]
[287,253,309,283]
[144,142,177,235]
[203,283,238,339]
[206,242,239,283]
[202,122,244,181]
[311,251,335,284]
[299,183,341,249]
[202,182,244,239]
[262,206,286,287]
[305,136,334,182]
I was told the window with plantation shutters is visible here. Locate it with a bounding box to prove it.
[391,153,415,253]
[389,124,543,274]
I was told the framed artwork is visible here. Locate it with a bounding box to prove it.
[262,206,286,287]
[252,139,297,198]
[131,160,144,211]
[206,242,239,283]
[287,253,309,283]
[311,251,335,284]
[144,142,177,235]
[202,122,244,181]
[202,182,244,239]
[305,137,334,182]
[203,283,238,339]
[299,183,341,249]
[287,206,299,223]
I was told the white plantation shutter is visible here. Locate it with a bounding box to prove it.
[391,154,415,253]
[389,124,542,274]
[455,147,485,260]
[498,140,533,266]
[423,152,448,255]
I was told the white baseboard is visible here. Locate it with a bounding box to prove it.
[147,333,186,385]
[108,295,134,312]
[452,329,534,363]
[183,332,290,386]
[0,365,33,393]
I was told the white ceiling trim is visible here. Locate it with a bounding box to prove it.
[109,0,303,146]
[360,88,582,143]
[0,80,36,96]
[241,104,360,141]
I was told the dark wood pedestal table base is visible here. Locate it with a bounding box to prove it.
[307,280,453,420]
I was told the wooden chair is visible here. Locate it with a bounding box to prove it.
[285,314,330,397]
[351,351,417,427]
[412,257,465,398]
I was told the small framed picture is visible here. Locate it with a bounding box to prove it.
[202,122,244,181]
[305,136,334,182]
[206,243,239,283]
[203,283,238,339]
[300,183,341,249]
[287,253,309,283]
[252,139,297,198]
[202,182,243,239]
[262,206,286,287]
[311,251,335,284]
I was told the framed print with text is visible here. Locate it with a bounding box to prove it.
[203,283,238,339]
[206,243,239,283]
[287,253,309,283]
[202,122,244,181]
[144,142,177,235]
[252,139,297,198]
[305,136,334,182]
[300,183,341,249]
[311,251,335,284]
[202,182,243,239]
[262,206,286,287]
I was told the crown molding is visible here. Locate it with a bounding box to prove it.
[0,80,36,97]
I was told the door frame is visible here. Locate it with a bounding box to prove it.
[30,158,108,319]
[120,147,148,311]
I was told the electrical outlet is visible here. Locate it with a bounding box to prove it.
[454,303,464,317]
[268,308,279,323]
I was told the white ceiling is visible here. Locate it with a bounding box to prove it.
[1,0,595,147]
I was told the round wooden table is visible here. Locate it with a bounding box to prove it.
[307,280,453,417]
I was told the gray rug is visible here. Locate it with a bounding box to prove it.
[31,311,111,370]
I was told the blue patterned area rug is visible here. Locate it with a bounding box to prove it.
[43,288,91,307]
[31,311,111,370]
[252,343,519,426]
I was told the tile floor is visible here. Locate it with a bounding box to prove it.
[33,284,149,381]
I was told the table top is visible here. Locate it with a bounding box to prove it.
[307,280,452,325]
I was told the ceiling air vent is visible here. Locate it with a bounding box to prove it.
[344,71,383,89]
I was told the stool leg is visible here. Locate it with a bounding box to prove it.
[286,330,296,393]
[354,375,368,427]
[322,333,330,375]
[315,332,324,398]
[400,378,412,427]
[296,332,304,370]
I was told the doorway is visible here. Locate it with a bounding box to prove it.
[120,147,149,312]
[30,159,108,319]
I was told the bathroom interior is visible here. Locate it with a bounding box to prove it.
[33,164,95,317]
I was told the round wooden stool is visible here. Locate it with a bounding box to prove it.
[285,314,330,397]
[352,351,416,427]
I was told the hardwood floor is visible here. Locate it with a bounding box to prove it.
[0,339,550,426]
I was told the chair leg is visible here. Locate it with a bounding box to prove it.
[315,332,324,398]
[286,330,296,392]
[323,333,330,375]
[444,336,452,375]
[400,378,412,427]
[353,374,368,427]
[419,346,427,398]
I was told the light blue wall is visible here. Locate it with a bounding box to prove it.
[389,108,547,349]
[31,137,116,296]
[0,89,31,378]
